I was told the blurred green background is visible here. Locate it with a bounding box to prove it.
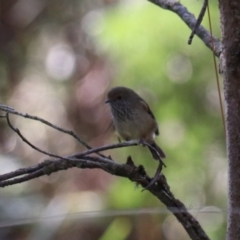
[0,0,226,239]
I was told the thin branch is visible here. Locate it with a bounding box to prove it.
[77,140,165,166]
[74,140,164,165]
[188,0,208,44]
[148,0,221,57]
[6,113,117,170]
[6,113,98,164]
[0,105,105,157]
[6,113,69,160]
[77,140,140,156]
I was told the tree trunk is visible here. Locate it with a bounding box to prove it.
[219,0,240,239]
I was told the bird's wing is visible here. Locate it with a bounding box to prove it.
[103,117,115,137]
[139,98,159,136]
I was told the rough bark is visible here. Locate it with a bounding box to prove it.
[219,0,240,239]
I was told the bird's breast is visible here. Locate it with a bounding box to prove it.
[113,112,157,141]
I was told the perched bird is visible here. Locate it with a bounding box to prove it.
[105,86,165,160]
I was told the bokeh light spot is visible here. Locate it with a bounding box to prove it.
[46,44,76,81]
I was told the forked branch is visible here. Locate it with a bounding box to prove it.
[0,105,209,240]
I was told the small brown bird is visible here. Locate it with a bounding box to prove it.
[105,86,166,160]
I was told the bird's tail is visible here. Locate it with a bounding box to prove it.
[148,141,166,160]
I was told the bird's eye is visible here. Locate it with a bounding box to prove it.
[117,95,122,100]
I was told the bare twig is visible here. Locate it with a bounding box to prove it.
[77,140,165,166]
[0,105,105,157]
[6,113,116,167]
[5,113,101,164]
[188,0,208,44]
[6,113,70,160]
[148,0,221,57]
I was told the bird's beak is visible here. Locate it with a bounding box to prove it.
[105,99,111,104]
